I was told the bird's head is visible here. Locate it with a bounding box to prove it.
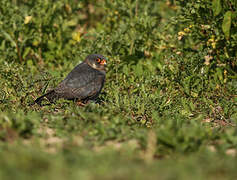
[85,54,107,71]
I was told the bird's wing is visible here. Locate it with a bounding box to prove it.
[54,63,105,100]
[72,74,105,100]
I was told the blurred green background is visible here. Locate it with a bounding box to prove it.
[0,0,237,179]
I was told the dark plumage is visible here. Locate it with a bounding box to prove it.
[34,54,107,105]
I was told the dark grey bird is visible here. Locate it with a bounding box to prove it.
[34,54,107,105]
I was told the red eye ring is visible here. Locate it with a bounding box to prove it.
[96,58,101,63]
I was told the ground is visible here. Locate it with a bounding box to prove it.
[0,0,237,179]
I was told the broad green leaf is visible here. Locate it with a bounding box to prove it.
[222,11,232,39]
[212,0,222,16]
[0,30,16,47]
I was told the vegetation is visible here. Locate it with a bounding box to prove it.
[0,0,236,179]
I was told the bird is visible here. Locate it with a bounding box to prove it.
[34,54,107,106]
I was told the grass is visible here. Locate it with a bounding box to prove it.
[0,0,237,179]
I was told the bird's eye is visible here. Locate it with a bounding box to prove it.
[96,58,101,63]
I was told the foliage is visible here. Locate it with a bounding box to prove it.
[0,0,236,179]
[176,0,237,79]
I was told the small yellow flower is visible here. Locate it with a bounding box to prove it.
[178,31,186,40]
[224,70,227,83]
[184,28,190,33]
[207,36,217,48]
[211,42,216,49]
[72,31,81,42]
[32,40,39,46]
[189,25,193,28]
[224,70,227,76]
[208,38,214,43]
[24,16,32,24]
[178,31,185,36]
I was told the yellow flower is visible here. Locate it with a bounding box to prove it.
[178,31,185,36]
[207,36,217,48]
[224,70,227,83]
[72,31,81,42]
[24,16,32,24]
[184,28,190,33]
[224,70,227,76]
[211,42,216,49]
[178,31,186,40]
[208,38,214,43]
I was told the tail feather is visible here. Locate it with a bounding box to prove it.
[34,90,57,105]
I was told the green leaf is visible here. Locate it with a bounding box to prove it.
[23,47,31,59]
[222,11,232,39]
[0,30,16,47]
[134,63,143,77]
[212,0,222,16]
[122,64,129,75]
[216,67,223,82]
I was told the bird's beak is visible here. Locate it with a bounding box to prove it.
[101,59,107,66]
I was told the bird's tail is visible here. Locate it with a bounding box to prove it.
[33,90,58,105]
